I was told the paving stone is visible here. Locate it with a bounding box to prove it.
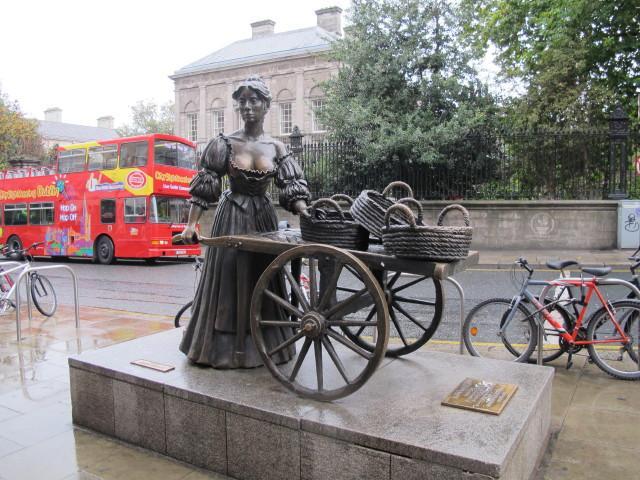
[301,431,389,480]
[165,394,227,473]
[70,367,114,435]
[226,412,300,480]
[113,379,165,453]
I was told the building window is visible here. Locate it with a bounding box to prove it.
[88,145,118,171]
[124,197,146,223]
[311,99,326,132]
[29,202,54,225]
[279,103,293,135]
[186,113,198,142]
[209,109,224,137]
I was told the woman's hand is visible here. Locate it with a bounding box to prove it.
[180,224,199,244]
[292,199,310,218]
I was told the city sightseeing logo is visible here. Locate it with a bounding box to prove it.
[126,171,147,190]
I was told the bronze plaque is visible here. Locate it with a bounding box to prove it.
[442,378,518,415]
[131,359,175,373]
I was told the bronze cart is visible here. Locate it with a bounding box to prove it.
[199,230,478,401]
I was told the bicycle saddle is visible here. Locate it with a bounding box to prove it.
[546,260,579,270]
[581,266,612,277]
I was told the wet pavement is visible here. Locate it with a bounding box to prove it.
[0,292,639,478]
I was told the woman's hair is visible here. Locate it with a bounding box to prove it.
[232,75,272,108]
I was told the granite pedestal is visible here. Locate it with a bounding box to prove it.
[69,329,553,480]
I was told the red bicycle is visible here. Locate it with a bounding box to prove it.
[464,258,640,380]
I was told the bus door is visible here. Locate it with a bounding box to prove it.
[120,196,148,257]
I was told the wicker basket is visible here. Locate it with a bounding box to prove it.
[300,197,369,250]
[350,181,414,238]
[382,203,473,261]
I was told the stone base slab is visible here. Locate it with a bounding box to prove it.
[69,329,553,480]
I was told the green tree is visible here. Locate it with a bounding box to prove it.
[0,88,43,168]
[463,0,639,126]
[319,0,498,195]
[117,100,174,136]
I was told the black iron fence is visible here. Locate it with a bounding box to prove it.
[197,109,640,201]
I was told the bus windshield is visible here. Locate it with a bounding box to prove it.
[154,140,197,170]
[150,195,191,223]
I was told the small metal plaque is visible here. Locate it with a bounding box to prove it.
[131,359,175,373]
[442,378,518,415]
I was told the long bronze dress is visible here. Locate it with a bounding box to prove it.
[179,133,310,368]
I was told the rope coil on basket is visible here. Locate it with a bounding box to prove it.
[300,197,370,250]
[382,203,473,261]
[350,181,414,238]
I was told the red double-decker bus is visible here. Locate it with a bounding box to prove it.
[0,134,201,263]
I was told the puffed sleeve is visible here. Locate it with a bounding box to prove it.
[275,151,311,212]
[188,135,229,209]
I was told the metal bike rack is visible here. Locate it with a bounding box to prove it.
[445,277,466,355]
[15,265,80,342]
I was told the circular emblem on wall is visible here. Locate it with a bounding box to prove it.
[126,171,147,190]
[530,212,555,237]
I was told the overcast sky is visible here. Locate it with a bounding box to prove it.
[0,0,352,128]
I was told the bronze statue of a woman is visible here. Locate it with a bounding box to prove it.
[179,76,310,368]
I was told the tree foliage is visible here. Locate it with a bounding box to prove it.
[0,88,43,168]
[117,100,174,136]
[320,0,498,172]
[463,0,640,126]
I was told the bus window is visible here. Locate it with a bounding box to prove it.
[100,199,116,224]
[4,204,28,225]
[150,196,190,223]
[88,145,118,171]
[29,202,54,225]
[58,149,87,173]
[120,141,148,168]
[154,141,196,170]
[124,197,146,223]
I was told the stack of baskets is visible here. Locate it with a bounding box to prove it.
[300,195,369,250]
[350,181,414,238]
[381,202,473,261]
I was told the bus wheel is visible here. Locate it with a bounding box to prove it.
[6,236,23,260]
[95,236,115,265]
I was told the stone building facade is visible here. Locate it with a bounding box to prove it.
[170,7,342,149]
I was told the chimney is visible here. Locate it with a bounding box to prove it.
[97,116,114,129]
[44,107,62,122]
[251,20,275,39]
[315,6,343,36]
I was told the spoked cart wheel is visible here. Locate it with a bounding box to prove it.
[251,244,389,401]
[341,271,443,357]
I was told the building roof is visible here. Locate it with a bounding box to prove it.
[37,120,119,143]
[172,26,338,78]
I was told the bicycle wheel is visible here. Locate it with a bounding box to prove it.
[463,298,536,362]
[174,300,193,328]
[30,273,57,317]
[587,300,640,380]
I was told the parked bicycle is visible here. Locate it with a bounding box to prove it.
[174,257,203,327]
[463,257,640,380]
[0,242,57,317]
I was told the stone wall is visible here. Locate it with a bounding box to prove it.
[198,200,619,250]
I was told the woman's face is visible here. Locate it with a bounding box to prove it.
[237,88,267,124]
